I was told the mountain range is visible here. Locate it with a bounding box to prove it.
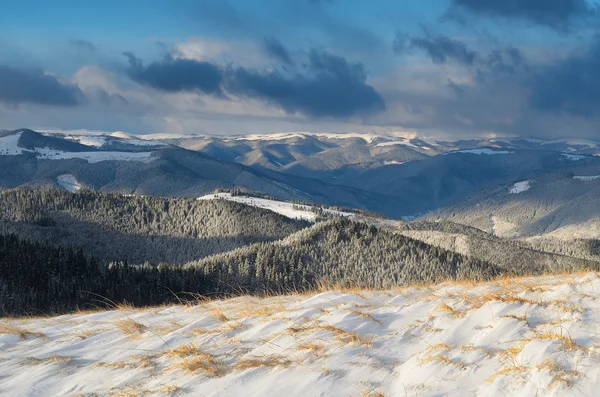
[2,128,600,239]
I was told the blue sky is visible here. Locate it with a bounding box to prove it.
[2,0,600,138]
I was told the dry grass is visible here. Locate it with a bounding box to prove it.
[500,313,528,323]
[234,355,294,370]
[418,354,468,370]
[316,325,373,347]
[0,323,46,339]
[530,326,586,352]
[25,356,72,366]
[157,385,182,395]
[297,342,326,356]
[486,364,527,383]
[359,388,386,397]
[115,318,146,335]
[112,387,144,397]
[348,309,382,325]
[173,353,223,376]
[210,307,229,322]
[165,343,200,358]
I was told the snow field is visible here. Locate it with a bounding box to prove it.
[2,273,600,396]
[509,180,531,194]
[198,193,353,222]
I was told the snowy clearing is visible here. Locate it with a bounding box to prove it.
[445,148,515,155]
[56,174,82,192]
[509,180,531,194]
[0,132,27,155]
[573,175,600,181]
[2,273,600,396]
[198,193,353,222]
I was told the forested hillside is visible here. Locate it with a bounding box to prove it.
[0,234,207,316]
[189,218,502,292]
[0,188,308,265]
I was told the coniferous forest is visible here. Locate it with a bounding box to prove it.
[2,188,600,316]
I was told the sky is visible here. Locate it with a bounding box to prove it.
[2,0,600,138]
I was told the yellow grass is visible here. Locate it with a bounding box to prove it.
[173,353,223,376]
[115,318,146,335]
[0,323,45,339]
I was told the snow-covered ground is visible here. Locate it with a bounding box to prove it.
[2,273,600,396]
[34,148,155,163]
[509,180,531,194]
[574,175,600,181]
[198,193,353,222]
[446,148,515,156]
[56,174,82,192]
[0,132,156,163]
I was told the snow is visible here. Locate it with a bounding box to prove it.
[198,193,353,222]
[3,272,600,396]
[574,175,600,181]
[0,131,156,163]
[34,148,156,163]
[509,180,531,194]
[66,135,107,147]
[562,153,587,161]
[543,138,600,147]
[56,174,82,192]
[383,160,405,165]
[446,148,515,155]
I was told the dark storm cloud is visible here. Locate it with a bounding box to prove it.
[69,39,96,52]
[0,65,82,106]
[393,30,477,66]
[123,52,224,95]
[450,0,597,30]
[229,49,385,117]
[263,37,294,65]
[528,39,600,117]
[123,49,385,118]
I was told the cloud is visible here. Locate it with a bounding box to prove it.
[229,49,385,117]
[69,39,96,52]
[263,37,293,65]
[394,30,477,66]
[449,0,597,30]
[123,49,384,118]
[528,39,600,117]
[123,52,224,95]
[0,65,82,106]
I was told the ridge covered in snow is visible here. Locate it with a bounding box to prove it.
[1,273,600,396]
[198,193,353,222]
[0,131,157,163]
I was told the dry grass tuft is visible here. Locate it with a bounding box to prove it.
[115,318,146,335]
[157,385,182,395]
[0,323,46,339]
[25,356,72,366]
[297,342,326,356]
[348,309,382,325]
[174,353,223,376]
[500,313,528,323]
[531,326,586,352]
[418,354,468,370]
[210,308,229,322]
[486,364,527,383]
[317,325,373,347]
[166,343,200,358]
[234,355,294,370]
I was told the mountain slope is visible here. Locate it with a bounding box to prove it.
[2,272,600,396]
[0,188,309,265]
